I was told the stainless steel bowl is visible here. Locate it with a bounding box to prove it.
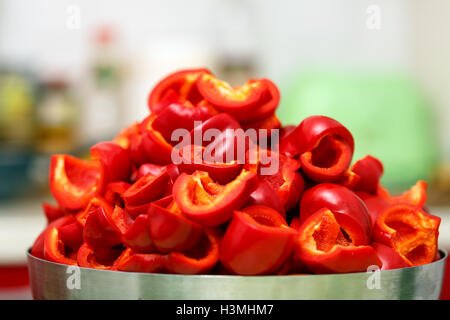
[27,250,447,300]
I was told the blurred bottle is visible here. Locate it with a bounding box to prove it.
[0,69,36,200]
[80,25,124,148]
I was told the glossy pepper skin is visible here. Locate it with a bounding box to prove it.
[42,202,66,224]
[372,243,409,270]
[373,204,440,266]
[246,180,286,217]
[280,116,354,182]
[300,183,372,245]
[77,243,123,270]
[122,214,155,253]
[84,206,124,248]
[123,170,170,209]
[49,154,103,211]
[219,206,296,275]
[148,199,203,253]
[295,208,381,273]
[177,144,242,184]
[350,155,384,194]
[114,248,167,273]
[43,215,79,265]
[148,68,211,114]
[173,169,258,226]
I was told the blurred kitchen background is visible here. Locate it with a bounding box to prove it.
[1,0,450,298]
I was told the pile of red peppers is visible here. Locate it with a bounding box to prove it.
[31,68,441,275]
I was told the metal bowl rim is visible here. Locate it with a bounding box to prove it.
[27,248,448,280]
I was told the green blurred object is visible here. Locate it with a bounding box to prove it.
[278,70,440,192]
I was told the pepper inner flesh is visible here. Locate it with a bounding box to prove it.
[309,135,350,169]
[307,210,353,253]
[56,156,101,196]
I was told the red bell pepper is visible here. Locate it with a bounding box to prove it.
[173,169,258,226]
[373,204,440,266]
[177,144,242,184]
[104,181,131,208]
[219,206,296,275]
[90,141,131,187]
[113,122,140,150]
[350,155,384,194]
[31,215,76,260]
[123,214,156,253]
[77,243,123,270]
[336,169,360,189]
[152,102,214,144]
[356,191,390,227]
[84,206,124,248]
[372,243,409,270]
[58,220,84,250]
[378,180,428,208]
[196,73,266,114]
[148,68,211,114]
[49,154,103,211]
[300,183,372,245]
[123,170,170,208]
[43,215,79,265]
[279,116,354,182]
[76,196,114,227]
[246,180,286,217]
[294,208,381,273]
[42,202,66,224]
[258,151,305,211]
[165,228,221,274]
[114,248,167,273]
[135,163,166,181]
[241,113,281,138]
[148,199,203,253]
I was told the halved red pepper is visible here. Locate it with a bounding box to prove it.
[43,215,79,265]
[294,208,381,273]
[49,154,103,211]
[378,180,428,208]
[219,206,296,275]
[148,199,203,253]
[177,144,242,184]
[123,214,156,253]
[123,170,169,208]
[280,116,354,182]
[173,169,258,226]
[165,228,221,274]
[77,243,123,270]
[104,181,131,208]
[373,204,440,266]
[114,248,167,273]
[299,183,372,245]
[372,242,409,270]
[148,68,211,114]
[350,155,384,194]
[196,73,266,114]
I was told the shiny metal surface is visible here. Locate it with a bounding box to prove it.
[27,250,447,300]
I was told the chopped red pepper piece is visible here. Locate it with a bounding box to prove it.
[114,248,167,273]
[76,196,114,227]
[148,199,203,253]
[351,155,384,194]
[113,122,140,150]
[58,220,84,250]
[246,180,286,217]
[90,141,131,187]
[165,228,221,274]
[295,208,381,273]
[148,68,211,114]
[42,202,66,224]
[123,214,156,254]
[43,215,79,265]
[123,170,170,208]
[135,163,166,181]
[173,169,258,226]
[177,145,242,184]
[49,154,103,211]
[77,243,123,270]
[380,180,428,208]
[373,204,440,266]
[104,181,131,208]
[84,206,124,248]
[219,206,296,275]
[300,183,372,245]
[372,242,409,270]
